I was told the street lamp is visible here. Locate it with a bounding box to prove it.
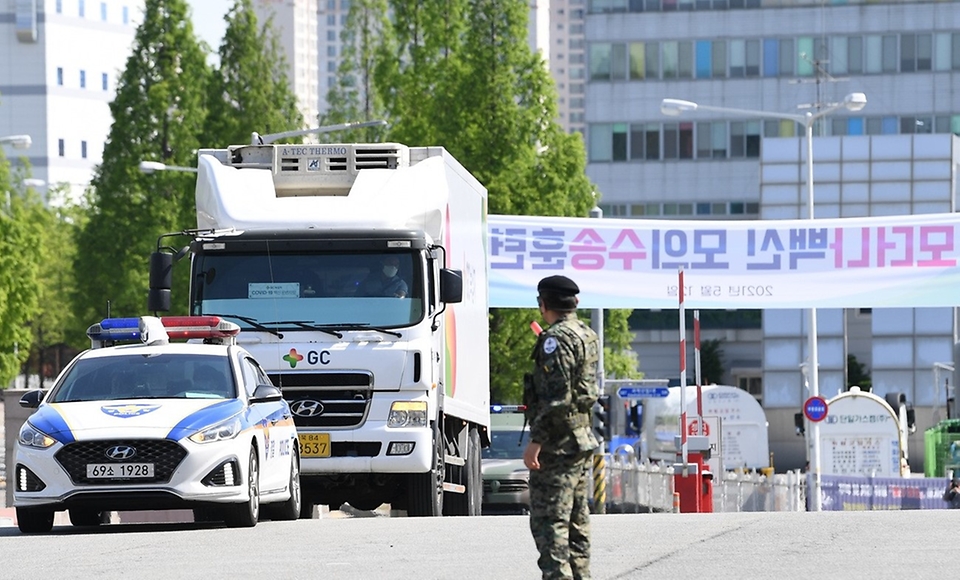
[138,161,198,174]
[0,134,32,149]
[661,92,867,512]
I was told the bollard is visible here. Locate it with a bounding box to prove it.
[672,492,681,513]
[592,453,607,514]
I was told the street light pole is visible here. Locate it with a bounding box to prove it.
[138,161,198,174]
[0,134,32,149]
[661,93,866,511]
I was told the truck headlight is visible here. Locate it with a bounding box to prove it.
[189,416,242,444]
[387,401,427,428]
[18,422,56,449]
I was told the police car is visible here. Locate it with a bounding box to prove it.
[13,316,300,533]
[481,405,530,515]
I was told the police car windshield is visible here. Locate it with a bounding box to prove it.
[482,429,529,460]
[50,354,235,402]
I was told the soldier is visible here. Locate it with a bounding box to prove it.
[523,275,600,580]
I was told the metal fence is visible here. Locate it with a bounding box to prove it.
[604,450,807,513]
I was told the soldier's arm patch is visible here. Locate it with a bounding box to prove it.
[542,336,558,354]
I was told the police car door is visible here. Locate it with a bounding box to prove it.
[240,356,289,492]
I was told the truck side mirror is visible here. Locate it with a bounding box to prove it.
[148,251,172,312]
[439,268,463,304]
[906,406,916,433]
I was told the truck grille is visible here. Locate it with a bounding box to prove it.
[271,372,373,429]
[55,440,187,485]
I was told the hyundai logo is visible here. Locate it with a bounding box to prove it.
[105,445,137,460]
[291,399,325,418]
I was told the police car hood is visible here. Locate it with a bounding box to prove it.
[31,398,244,443]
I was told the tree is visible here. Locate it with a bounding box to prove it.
[74,0,209,324]
[325,0,639,403]
[848,354,871,391]
[699,338,725,385]
[0,166,45,388]
[23,186,86,385]
[204,0,303,146]
[318,0,391,142]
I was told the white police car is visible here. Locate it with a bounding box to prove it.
[13,316,300,533]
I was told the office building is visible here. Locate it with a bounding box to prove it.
[584,0,960,469]
[254,0,319,127]
[0,0,143,201]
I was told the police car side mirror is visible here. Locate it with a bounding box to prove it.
[250,384,283,404]
[19,389,45,409]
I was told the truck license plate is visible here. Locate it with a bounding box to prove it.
[86,463,154,478]
[299,433,331,458]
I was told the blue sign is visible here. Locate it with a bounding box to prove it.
[804,396,829,422]
[617,386,669,399]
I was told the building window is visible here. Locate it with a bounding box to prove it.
[737,376,762,404]
[589,43,611,80]
[730,121,761,158]
[15,0,39,43]
[901,33,933,72]
[663,122,694,159]
[102,73,108,91]
[696,121,727,158]
[81,141,88,159]
[57,67,64,86]
[80,70,86,88]
[79,0,85,17]
[101,1,107,21]
[58,139,65,157]
[56,0,63,13]
[327,45,336,57]
[123,6,129,24]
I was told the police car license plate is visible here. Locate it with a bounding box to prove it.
[86,463,155,479]
[298,433,331,458]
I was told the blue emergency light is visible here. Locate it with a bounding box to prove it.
[86,318,142,343]
[491,404,526,413]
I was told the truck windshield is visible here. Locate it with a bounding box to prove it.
[191,251,424,329]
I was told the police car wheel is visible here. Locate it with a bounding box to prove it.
[17,507,54,534]
[69,509,105,527]
[224,448,260,528]
[268,449,301,521]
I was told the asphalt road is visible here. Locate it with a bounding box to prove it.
[0,510,949,579]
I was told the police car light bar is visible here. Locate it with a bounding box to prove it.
[491,404,527,413]
[87,316,241,348]
[161,316,241,340]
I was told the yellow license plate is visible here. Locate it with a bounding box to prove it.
[298,433,331,458]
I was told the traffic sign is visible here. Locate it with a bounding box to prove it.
[804,396,829,422]
[617,386,669,399]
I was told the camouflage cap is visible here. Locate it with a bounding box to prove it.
[537,275,580,296]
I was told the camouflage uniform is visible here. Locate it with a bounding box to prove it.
[525,313,600,580]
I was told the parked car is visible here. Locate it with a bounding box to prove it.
[13,316,300,533]
[482,409,530,514]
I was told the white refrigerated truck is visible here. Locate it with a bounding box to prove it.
[149,142,490,517]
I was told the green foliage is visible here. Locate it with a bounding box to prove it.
[699,338,725,385]
[324,0,621,401]
[318,0,391,142]
[848,354,871,390]
[204,0,303,146]
[0,166,45,388]
[26,186,86,364]
[74,0,209,324]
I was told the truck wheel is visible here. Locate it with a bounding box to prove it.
[69,508,105,527]
[268,449,301,521]
[466,426,482,516]
[17,507,54,534]
[445,425,482,516]
[224,447,260,528]
[407,424,444,517]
